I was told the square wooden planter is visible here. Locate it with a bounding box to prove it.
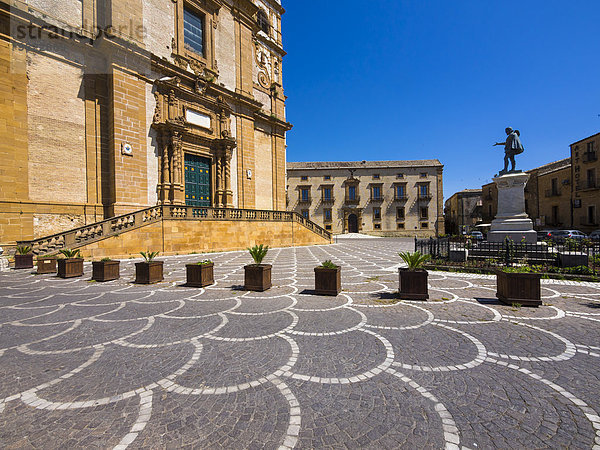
[244,264,272,292]
[186,263,214,287]
[398,268,429,300]
[14,254,34,269]
[57,258,84,278]
[496,270,541,307]
[135,261,164,284]
[92,260,120,282]
[314,266,341,296]
[36,257,57,274]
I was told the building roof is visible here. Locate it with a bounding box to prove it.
[570,132,600,147]
[529,158,571,176]
[287,160,443,171]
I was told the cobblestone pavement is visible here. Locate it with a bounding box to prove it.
[1,238,600,449]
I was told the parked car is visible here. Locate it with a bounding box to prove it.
[536,230,554,241]
[589,230,600,241]
[550,230,588,241]
[469,231,484,241]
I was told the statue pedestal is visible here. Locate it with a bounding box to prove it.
[488,172,537,244]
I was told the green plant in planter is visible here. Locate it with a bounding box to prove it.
[101,257,112,262]
[196,260,213,265]
[398,251,431,270]
[320,260,338,269]
[16,245,32,255]
[140,251,159,262]
[59,249,81,259]
[247,245,269,265]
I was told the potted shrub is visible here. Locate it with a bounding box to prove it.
[57,249,84,278]
[496,266,541,307]
[36,254,57,274]
[398,251,431,300]
[14,245,34,269]
[244,244,271,291]
[92,257,120,282]
[135,251,163,284]
[185,260,214,287]
[314,260,341,296]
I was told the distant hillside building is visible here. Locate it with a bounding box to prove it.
[286,160,445,237]
[444,189,482,235]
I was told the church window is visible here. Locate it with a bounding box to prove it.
[184,7,205,56]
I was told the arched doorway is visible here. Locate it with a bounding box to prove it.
[348,214,358,233]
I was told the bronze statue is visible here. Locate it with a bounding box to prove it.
[494,127,524,175]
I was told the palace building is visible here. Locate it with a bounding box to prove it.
[287,160,445,237]
[0,0,291,245]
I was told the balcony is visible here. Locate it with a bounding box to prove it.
[583,152,598,163]
[370,196,384,202]
[393,195,408,202]
[321,196,335,204]
[582,178,600,190]
[544,189,561,197]
[417,194,432,201]
[298,196,311,204]
[345,195,360,205]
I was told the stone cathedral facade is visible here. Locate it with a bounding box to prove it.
[0,0,290,245]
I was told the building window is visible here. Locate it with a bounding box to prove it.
[374,223,381,230]
[324,208,332,222]
[420,172,427,178]
[587,168,596,189]
[418,184,430,198]
[488,205,492,217]
[371,185,382,201]
[184,7,205,56]
[257,9,270,35]
[420,222,429,229]
[395,184,406,199]
[325,224,332,231]
[373,207,381,220]
[396,173,404,179]
[300,188,310,203]
[348,185,357,201]
[397,207,405,220]
[301,209,309,219]
[420,206,429,219]
[373,174,380,180]
[322,187,332,202]
[301,175,308,181]
[589,205,596,225]
[324,175,331,180]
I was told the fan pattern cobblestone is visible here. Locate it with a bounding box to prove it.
[1,238,600,449]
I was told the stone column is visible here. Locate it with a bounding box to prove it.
[158,132,170,204]
[224,147,233,208]
[488,172,537,243]
[214,149,223,207]
[170,131,185,205]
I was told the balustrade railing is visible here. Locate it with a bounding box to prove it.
[18,205,331,255]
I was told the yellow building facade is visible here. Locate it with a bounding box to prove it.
[0,0,290,245]
[287,160,445,237]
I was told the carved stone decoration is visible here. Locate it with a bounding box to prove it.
[257,71,270,89]
[153,91,162,124]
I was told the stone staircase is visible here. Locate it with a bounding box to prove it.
[18,206,332,256]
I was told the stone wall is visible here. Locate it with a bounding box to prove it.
[78,218,331,259]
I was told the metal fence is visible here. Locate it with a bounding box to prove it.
[415,237,600,269]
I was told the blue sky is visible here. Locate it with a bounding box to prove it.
[282,0,600,197]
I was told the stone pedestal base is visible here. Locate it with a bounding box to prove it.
[488,230,537,244]
[488,172,536,244]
